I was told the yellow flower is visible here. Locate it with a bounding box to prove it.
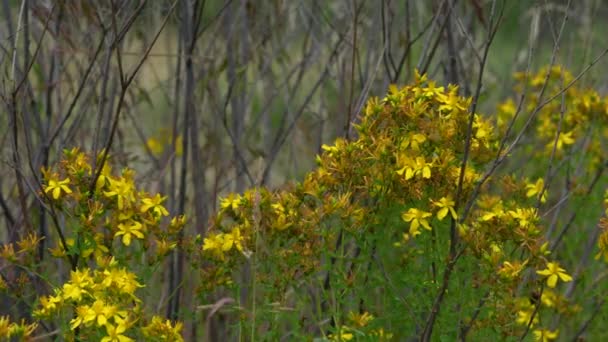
[477,196,505,221]
[142,316,184,341]
[547,131,575,151]
[203,234,223,251]
[508,207,538,229]
[84,299,122,327]
[536,262,572,288]
[272,202,293,230]
[438,86,466,114]
[347,311,374,327]
[116,269,144,296]
[370,328,393,340]
[220,193,242,212]
[540,290,557,308]
[222,228,244,252]
[396,155,432,180]
[321,144,340,155]
[104,177,136,210]
[44,177,72,199]
[516,307,538,326]
[402,208,432,236]
[115,221,144,246]
[146,137,164,156]
[400,133,427,151]
[70,305,90,330]
[498,260,528,279]
[16,232,43,254]
[156,238,177,256]
[498,98,516,120]
[36,292,62,316]
[101,318,133,342]
[96,164,112,190]
[473,114,493,140]
[203,234,227,260]
[421,81,445,98]
[432,196,458,220]
[0,316,12,338]
[328,326,353,341]
[0,243,15,261]
[526,178,547,203]
[533,328,558,342]
[169,215,187,233]
[62,269,93,301]
[140,193,169,217]
[99,267,143,298]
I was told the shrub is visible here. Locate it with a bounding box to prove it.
[2,67,608,340]
[197,69,607,340]
[1,148,184,341]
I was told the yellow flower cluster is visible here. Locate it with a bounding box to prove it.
[327,312,392,341]
[198,70,587,338]
[34,262,143,339]
[41,148,178,256]
[34,148,183,340]
[0,316,37,340]
[501,65,608,165]
[141,316,184,342]
[145,128,183,157]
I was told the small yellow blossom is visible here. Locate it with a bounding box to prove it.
[146,137,164,156]
[533,328,558,342]
[142,316,184,341]
[547,131,575,151]
[101,318,133,342]
[62,269,93,301]
[540,290,557,308]
[0,243,16,261]
[421,81,445,98]
[328,326,353,341]
[115,221,144,246]
[396,156,432,180]
[220,193,242,212]
[370,328,393,340]
[70,305,90,330]
[498,260,528,279]
[44,177,72,199]
[222,228,244,252]
[104,177,136,210]
[526,178,547,203]
[140,193,169,217]
[0,315,13,338]
[432,196,458,220]
[111,268,144,296]
[96,164,112,190]
[16,232,43,254]
[84,299,119,327]
[36,292,62,316]
[536,262,572,288]
[516,307,538,326]
[203,234,228,260]
[508,207,538,230]
[400,133,427,151]
[438,86,466,114]
[402,208,432,236]
[156,238,177,256]
[203,234,223,251]
[272,202,294,230]
[347,311,374,327]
